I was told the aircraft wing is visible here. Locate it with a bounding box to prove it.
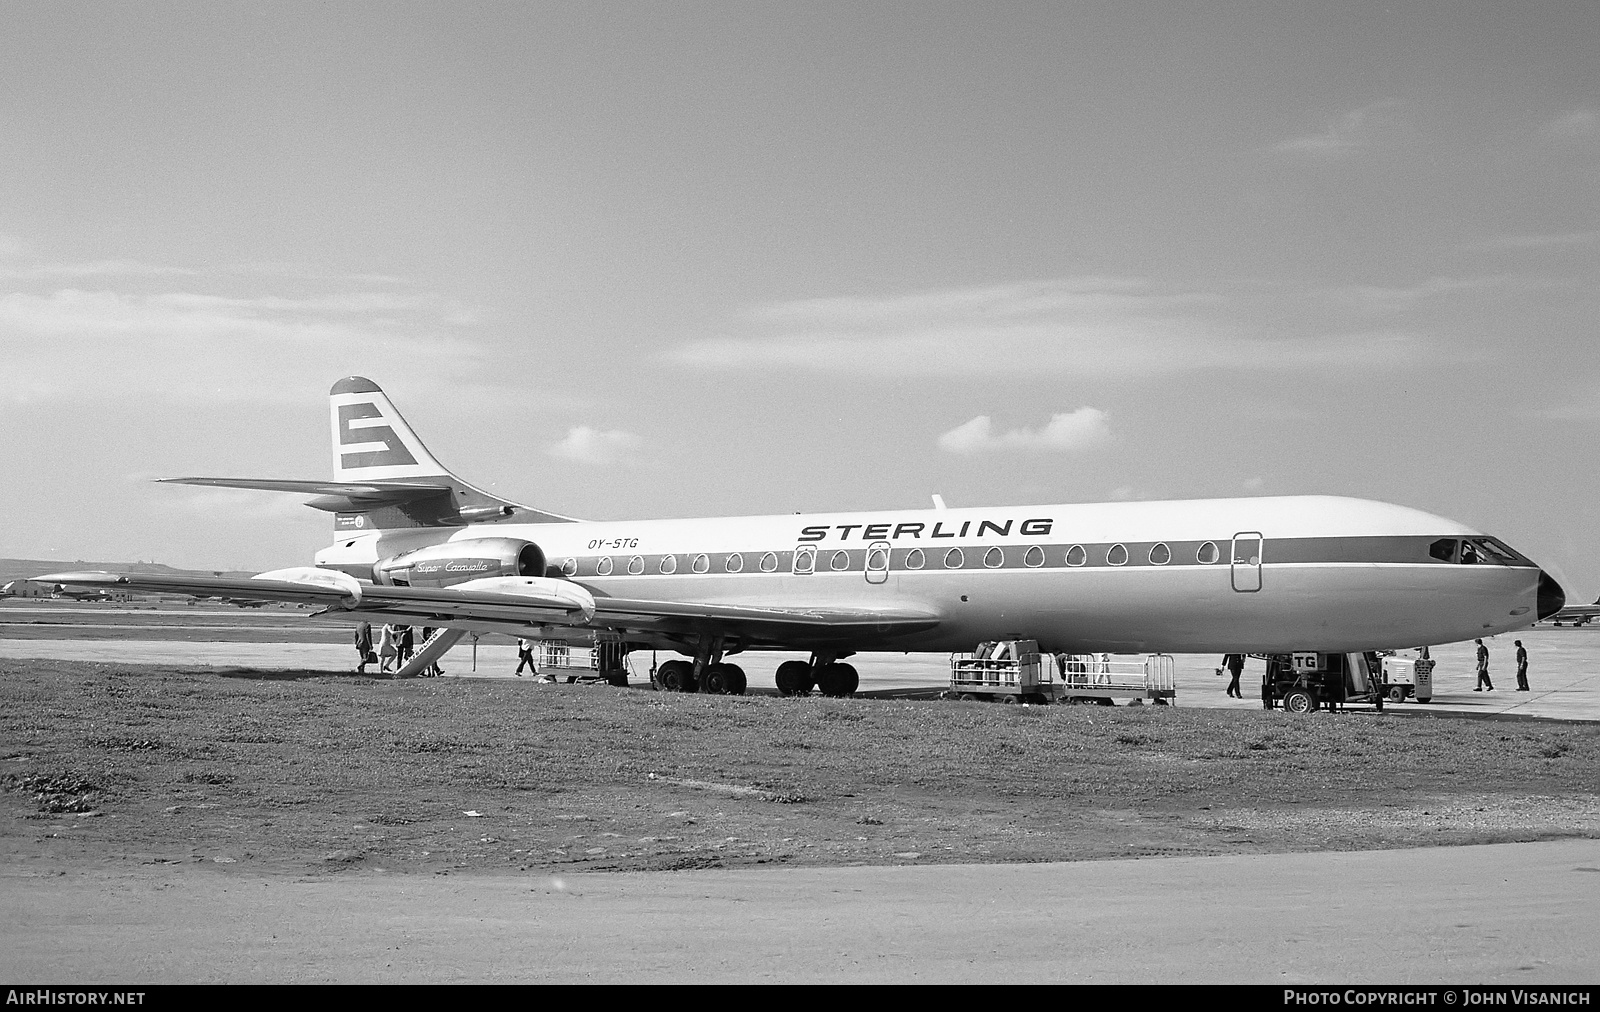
[37,571,941,647]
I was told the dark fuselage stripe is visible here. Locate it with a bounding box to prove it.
[550,535,1533,579]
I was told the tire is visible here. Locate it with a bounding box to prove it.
[817,662,852,697]
[1387,686,1404,702]
[775,660,810,697]
[1282,689,1316,713]
[1000,694,1018,704]
[658,659,694,693]
[724,664,746,696]
[1097,697,1115,707]
[959,693,982,702]
[702,663,730,695]
[835,662,858,696]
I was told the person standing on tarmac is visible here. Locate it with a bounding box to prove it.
[516,638,538,678]
[354,622,373,674]
[1221,653,1246,698]
[1474,638,1494,691]
[378,624,398,674]
[1515,639,1529,691]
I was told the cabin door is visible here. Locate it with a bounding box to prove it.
[1231,532,1263,592]
[864,541,890,585]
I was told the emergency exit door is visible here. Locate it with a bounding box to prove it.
[864,541,890,584]
[1231,532,1263,592]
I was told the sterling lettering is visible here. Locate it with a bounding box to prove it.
[798,518,1053,541]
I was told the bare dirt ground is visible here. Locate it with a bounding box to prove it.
[3,659,1597,878]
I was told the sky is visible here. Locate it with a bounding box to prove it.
[1,2,1596,600]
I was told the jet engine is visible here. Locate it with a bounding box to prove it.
[373,538,547,589]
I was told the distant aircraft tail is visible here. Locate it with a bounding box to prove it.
[159,377,577,532]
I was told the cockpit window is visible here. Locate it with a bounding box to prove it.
[1429,538,1457,562]
[1475,538,1517,563]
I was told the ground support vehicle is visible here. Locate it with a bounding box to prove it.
[946,642,1176,705]
[532,636,632,686]
[1259,651,1386,713]
[1380,653,1434,703]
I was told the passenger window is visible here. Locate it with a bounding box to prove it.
[905,548,925,570]
[627,556,644,575]
[597,557,613,576]
[1149,543,1170,565]
[692,554,710,574]
[867,547,888,571]
[1107,544,1128,566]
[760,552,778,573]
[1024,545,1044,568]
[1197,541,1219,565]
[830,550,850,571]
[560,558,577,577]
[793,547,815,575]
[725,553,743,573]
[659,554,677,574]
[1066,545,1086,567]
[984,547,1004,569]
[945,547,965,569]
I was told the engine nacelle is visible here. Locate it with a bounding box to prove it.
[373,538,547,589]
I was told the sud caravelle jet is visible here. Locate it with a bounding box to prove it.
[43,377,1567,695]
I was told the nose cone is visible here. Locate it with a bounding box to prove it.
[1537,571,1567,620]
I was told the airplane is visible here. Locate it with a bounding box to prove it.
[1544,596,1600,627]
[42,376,1567,695]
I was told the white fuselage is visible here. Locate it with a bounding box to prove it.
[315,495,1546,654]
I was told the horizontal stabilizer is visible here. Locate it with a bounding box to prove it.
[159,477,454,511]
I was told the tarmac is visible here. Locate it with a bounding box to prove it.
[4,840,1598,983]
[2,609,1596,722]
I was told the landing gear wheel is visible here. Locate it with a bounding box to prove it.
[702,663,731,695]
[658,659,694,693]
[775,660,812,697]
[1282,689,1317,713]
[816,662,858,697]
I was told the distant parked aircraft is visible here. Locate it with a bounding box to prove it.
[43,377,1566,694]
[1545,596,1600,627]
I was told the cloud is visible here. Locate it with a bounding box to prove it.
[938,408,1110,455]
[1273,101,1400,156]
[1468,231,1600,252]
[1541,109,1598,140]
[0,287,486,405]
[669,277,1426,378]
[547,426,642,464]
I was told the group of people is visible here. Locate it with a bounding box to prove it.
[1473,637,1531,692]
[1216,641,1532,698]
[354,623,443,677]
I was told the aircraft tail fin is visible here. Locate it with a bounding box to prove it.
[330,376,450,482]
[161,378,578,532]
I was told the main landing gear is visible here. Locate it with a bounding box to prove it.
[775,654,858,698]
[653,634,748,695]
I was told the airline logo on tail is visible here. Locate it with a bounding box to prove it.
[328,377,448,481]
[337,402,417,469]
